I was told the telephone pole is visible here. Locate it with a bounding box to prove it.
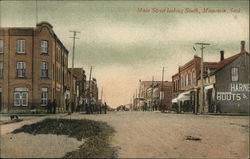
[35,0,38,24]
[151,76,154,111]
[87,66,92,114]
[160,67,165,112]
[195,42,210,114]
[69,30,80,68]
[101,87,103,103]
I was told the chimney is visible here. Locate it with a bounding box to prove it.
[241,41,245,52]
[220,50,224,61]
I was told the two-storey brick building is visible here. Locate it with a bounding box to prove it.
[0,22,72,112]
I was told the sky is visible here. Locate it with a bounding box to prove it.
[0,0,249,107]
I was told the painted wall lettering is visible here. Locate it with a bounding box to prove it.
[217,92,241,101]
[231,83,250,92]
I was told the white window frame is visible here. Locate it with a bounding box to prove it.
[231,67,239,82]
[0,62,3,78]
[17,62,26,77]
[185,74,188,87]
[41,61,48,77]
[17,40,25,54]
[41,40,48,54]
[0,39,3,54]
[14,88,28,106]
[41,87,48,106]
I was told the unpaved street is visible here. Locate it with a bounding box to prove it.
[66,112,249,158]
[1,112,249,158]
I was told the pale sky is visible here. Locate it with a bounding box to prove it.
[0,0,249,107]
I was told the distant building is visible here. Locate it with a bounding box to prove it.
[0,22,70,112]
[136,80,173,111]
[86,78,99,109]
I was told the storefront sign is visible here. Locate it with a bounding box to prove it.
[217,83,249,101]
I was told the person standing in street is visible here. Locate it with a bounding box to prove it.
[71,101,75,113]
[53,99,57,114]
[104,102,107,114]
[46,100,52,114]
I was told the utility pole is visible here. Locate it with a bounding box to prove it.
[35,0,38,25]
[133,93,135,110]
[87,66,92,114]
[160,67,165,112]
[69,30,80,68]
[195,42,210,114]
[101,87,103,103]
[151,76,154,111]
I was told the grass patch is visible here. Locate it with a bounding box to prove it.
[12,118,117,158]
[0,119,23,125]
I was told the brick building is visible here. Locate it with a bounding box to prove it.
[86,78,99,104]
[0,22,71,112]
[68,68,86,111]
[171,55,218,113]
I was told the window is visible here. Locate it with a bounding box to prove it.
[17,40,25,53]
[185,74,188,87]
[14,87,28,106]
[0,39,3,54]
[41,88,48,106]
[17,62,26,77]
[0,62,3,78]
[41,61,48,77]
[188,73,191,86]
[41,40,48,54]
[192,71,195,85]
[231,67,239,82]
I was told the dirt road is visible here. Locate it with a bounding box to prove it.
[67,112,249,158]
[1,112,249,158]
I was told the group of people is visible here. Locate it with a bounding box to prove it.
[46,98,108,115]
[46,99,57,114]
[86,102,108,114]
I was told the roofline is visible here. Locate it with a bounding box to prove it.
[214,51,249,74]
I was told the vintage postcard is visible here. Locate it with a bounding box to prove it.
[0,0,249,158]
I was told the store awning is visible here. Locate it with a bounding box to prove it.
[172,98,178,103]
[177,91,191,102]
[205,84,214,90]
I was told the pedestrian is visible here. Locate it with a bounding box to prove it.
[99,104,102,114]
[71,101,75,113]
[65,98,69,112]
[53,99,57,114]
[104,102,107,114]
[46,99,51,114]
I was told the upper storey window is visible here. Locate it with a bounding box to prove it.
[17,40,25,54]
[0,39,3,54]
[41,40,48,54]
